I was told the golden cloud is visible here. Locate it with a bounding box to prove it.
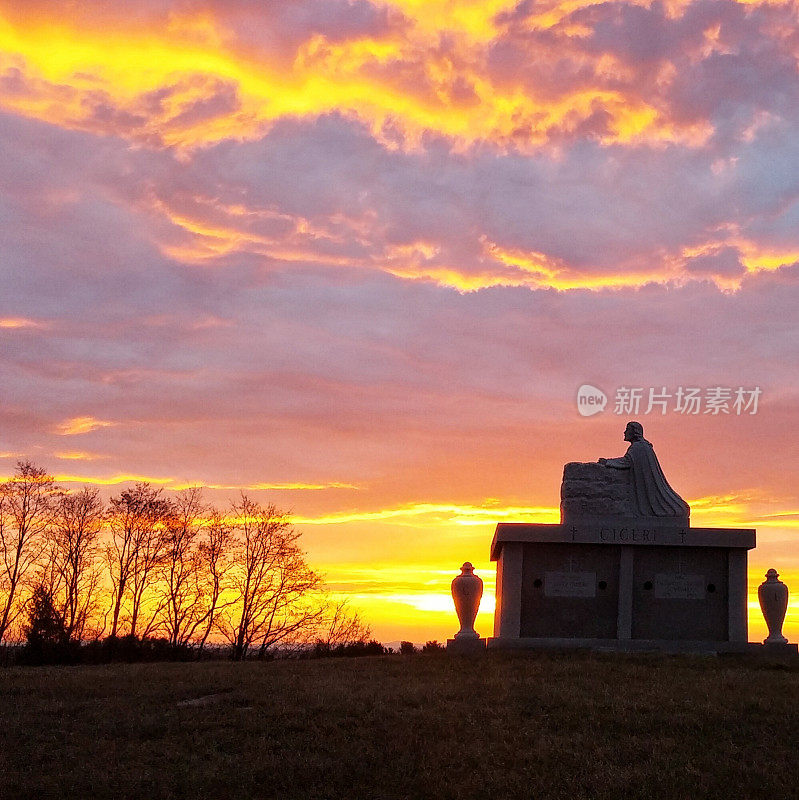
[0,317,46,329]
[0,5,711,151]
[55,416,116,436]
[53,451,109,461]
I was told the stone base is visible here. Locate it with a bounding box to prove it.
[446,637,487,655]
[487,637,758,655]
[748,642,798,656]
[491,523,755,644]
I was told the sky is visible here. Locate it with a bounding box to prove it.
[1,0,797,643]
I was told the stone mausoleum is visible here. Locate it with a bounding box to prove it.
[489,421,755,652]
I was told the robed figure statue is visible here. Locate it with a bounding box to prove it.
[599,421,689,519]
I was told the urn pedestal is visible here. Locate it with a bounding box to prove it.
[451,562,483,639]
[758,568,789,645]
[447,562,486,653]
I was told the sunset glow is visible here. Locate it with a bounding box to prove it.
[1,0,798,645]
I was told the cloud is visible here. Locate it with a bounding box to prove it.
[7,0,788,150]
[55,417,116,436]
[684,245,746,278]
[122,109,797,291]
[0,317,46,328]
[292,502,558,526]
[53,451,109,461]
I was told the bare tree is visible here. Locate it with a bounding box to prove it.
[157,486,210,647]
[319,599,372,648]
[45,487,105,641]
[105,483,171,638]
[222,495,323,661]
[0,462,59,642]
[196,509,234,655]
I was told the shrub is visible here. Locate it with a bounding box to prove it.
[81,635,194,664]
[310,638,386,658]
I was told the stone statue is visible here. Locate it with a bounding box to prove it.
[560,421,689,526]
[598,421,690,519]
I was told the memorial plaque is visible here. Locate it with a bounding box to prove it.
[633,547,728,640]
[544,571,596,598]
[520,544,618,638]
[654,573,705,600]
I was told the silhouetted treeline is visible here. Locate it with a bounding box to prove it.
[309,639,387,658]
[0,461,373,664]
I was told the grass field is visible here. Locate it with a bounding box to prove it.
[1,651,796,799]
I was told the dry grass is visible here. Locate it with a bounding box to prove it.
[0,651,796,799]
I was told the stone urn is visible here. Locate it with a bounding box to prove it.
[451,562,483,640]
[758,568,789,645]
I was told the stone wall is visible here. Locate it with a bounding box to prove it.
[560,461,635,521]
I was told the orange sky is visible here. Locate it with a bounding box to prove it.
[1,0,798,643]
